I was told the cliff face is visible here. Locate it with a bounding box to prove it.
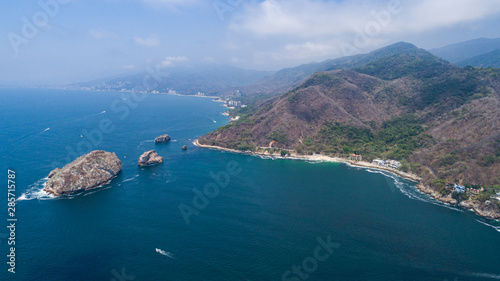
[44,150,122,196]
[201,43,500,193]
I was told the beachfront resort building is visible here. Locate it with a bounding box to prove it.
[371,159,402,169]
[349,154,362,161]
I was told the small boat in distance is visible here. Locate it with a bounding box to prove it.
[156,248,175,259]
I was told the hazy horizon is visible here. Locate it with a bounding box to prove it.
[2,0,500,86]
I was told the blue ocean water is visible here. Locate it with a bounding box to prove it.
[1,88,499,281]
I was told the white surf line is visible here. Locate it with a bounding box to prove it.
[17,177,54,201]
[466,272,500,279]
[475,219,500,233]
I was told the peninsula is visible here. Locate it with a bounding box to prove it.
[198,42,500,220]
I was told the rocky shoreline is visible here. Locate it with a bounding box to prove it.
[416,182,500,220]
[195,139,500,221]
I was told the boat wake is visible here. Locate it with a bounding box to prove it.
[83,185,113,196]
[136,139,155,150]
[122,174,139,183]
[155,248,175,259]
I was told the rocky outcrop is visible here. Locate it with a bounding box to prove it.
[416,183,500,219]
[155,134,171,143]
[138,150,163,166]
[460,200,500,220]
[416,183,458,205]
[48,168,61,178]
[182,145,187,150]
[44,151,122,196]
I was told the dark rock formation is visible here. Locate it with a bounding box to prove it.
[182,145,187,150]
[138,150,163,166]
[44,151,122,196]
[155,134,171,143]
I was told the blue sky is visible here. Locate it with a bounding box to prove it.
[2,0,500,85]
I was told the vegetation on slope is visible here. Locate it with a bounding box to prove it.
[200,43,500,207]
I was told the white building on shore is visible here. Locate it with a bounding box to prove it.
[372,159,402,169]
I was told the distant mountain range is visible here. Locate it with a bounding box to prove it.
[455,48,500,68]
[68,65,272,96]
[68,38,500,99]
[227,39,500,101]
[200,42,500,195]
[223,42,430,101]
[430,37,500,67]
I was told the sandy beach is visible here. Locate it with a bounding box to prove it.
[194,139,421,182]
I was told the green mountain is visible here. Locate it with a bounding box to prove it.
[456,48,500,68]
[226,42,426,101]
[200,43,500,203]
[429,37,500,64]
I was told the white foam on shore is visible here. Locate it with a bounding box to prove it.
[475,219,500,233]
[18,177,55,201]
[362,167,464,212]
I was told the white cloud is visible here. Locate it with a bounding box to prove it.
[203,56,216,63]
[161,56,188,67]
[88,29,117,39]
[401,0,500,32]
[231,0,500,37]
[227,0,500,67]
[134,33,160,47]
[230,0,373,38]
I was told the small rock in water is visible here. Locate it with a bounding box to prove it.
[138,150,163,166]
[182,145,187,150]
[155,134,171,143]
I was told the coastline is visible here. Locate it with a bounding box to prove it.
[194,139,421,182]
[194,139,500,221]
